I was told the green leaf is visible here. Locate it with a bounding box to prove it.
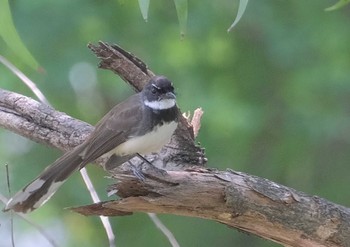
[325,0,350,11]
[138,0,150,21]
[0,0,39,70]
[174,0,188,38]
[227,0,249,32]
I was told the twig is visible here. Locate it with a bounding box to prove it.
[5,164,15,247]
[0,55,50,106]
[0,193,58,247]
[147,213,180,247]
[80,168,116,247]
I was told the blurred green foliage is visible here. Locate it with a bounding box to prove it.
[0,0,39,70]
[326,0,350,11]
[1,1,350,246]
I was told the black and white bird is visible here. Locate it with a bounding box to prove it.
[4,76,178,213]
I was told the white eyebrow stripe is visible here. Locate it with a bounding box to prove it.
[152,84,161,90]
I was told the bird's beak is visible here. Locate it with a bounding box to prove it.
[164,92,176,100]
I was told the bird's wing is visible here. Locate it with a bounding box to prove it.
[79,93,143,163]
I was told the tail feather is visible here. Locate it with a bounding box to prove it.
[4,144,86,213]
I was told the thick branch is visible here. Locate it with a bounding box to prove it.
[0,89,92,151]
[72,166,350,247]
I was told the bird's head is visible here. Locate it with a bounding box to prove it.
[143,76,176,110]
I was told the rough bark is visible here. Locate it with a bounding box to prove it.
[0,89,92,152]
[1,42,349,247]
[72,166,350,247]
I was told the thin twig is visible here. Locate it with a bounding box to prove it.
[0,193,58,247]
[80,168,116,247]
[5,164,15,247]
[147,213,180,247]
[0,55,50,105]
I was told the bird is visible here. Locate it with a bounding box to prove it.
[4,75,179,213]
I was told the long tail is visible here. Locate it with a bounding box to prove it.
[4,144,87,213]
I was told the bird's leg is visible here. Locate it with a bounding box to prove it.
[127,160,146,181]
[136,153,154,166]
[136,153,168,177]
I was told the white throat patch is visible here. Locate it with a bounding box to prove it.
[144,99,176,110]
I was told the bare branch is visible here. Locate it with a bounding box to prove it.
[87,42,154,92]
[0,88,93,152]
[5,164,15,247]
[147,213,180,247]
[0,193,58,247]
[72,166,350,247]
[80,168,116,247]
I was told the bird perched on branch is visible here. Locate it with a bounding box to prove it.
[4,75,178,213]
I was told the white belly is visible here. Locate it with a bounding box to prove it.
[113,121,178,156]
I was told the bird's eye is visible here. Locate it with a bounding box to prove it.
[151,87,158,94]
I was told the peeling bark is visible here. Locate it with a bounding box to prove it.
[72,166,350,247]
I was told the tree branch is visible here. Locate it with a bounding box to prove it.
[1,42,349,247]
[72,166,350,247]
[0,89,92,151]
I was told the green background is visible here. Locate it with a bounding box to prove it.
[1,1,350,246]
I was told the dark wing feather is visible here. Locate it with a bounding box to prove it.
[80,93,143,163]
